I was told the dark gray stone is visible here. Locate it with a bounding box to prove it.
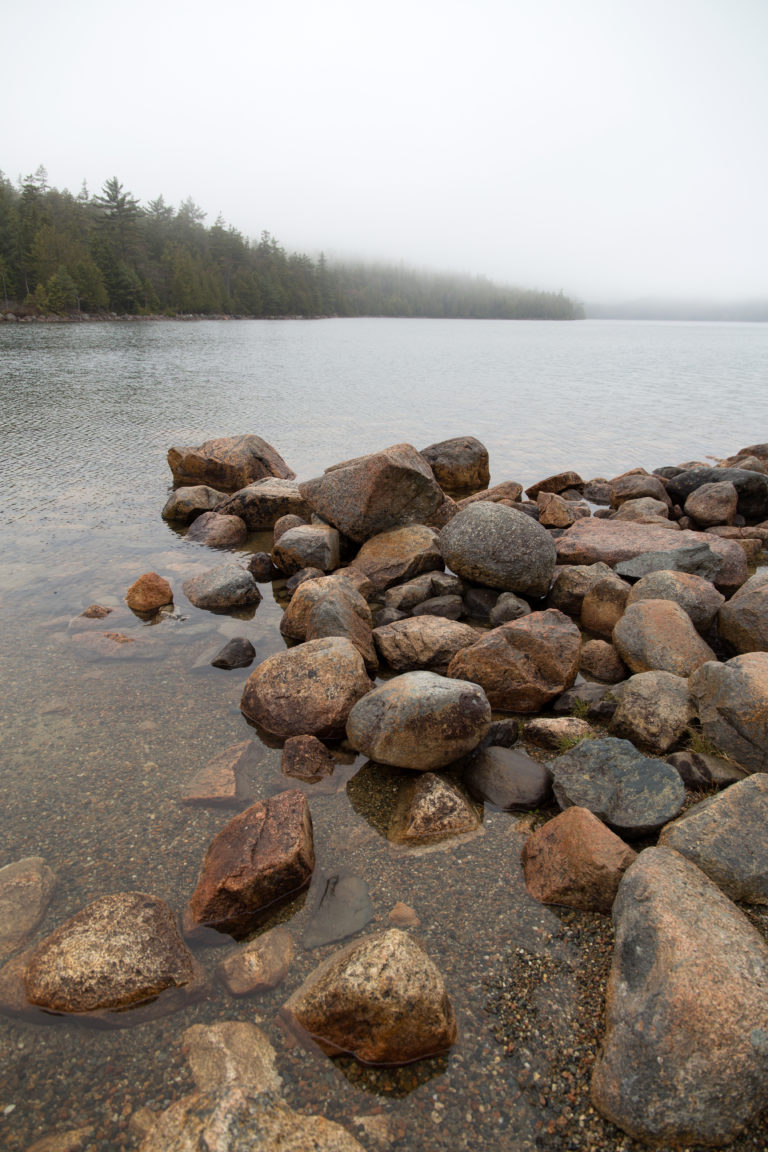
[302,874,374,949]
[211,637,256,670]
[464,746,552,810]
[614,542,723,582]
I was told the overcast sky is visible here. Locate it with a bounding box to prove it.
[4,0,766,301]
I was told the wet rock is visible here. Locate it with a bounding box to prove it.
[168,434,295,490]
[591,846,768,1146]
[689,652,768,773]
[0,857,56,961]
[272,523,340,575]
[125,572,173,613]
[523,717,593,749]
[626,568,725,633]
[180,741,259,806]
[546,562,615,616]
[281,928,457,1063]
[411,593,464,619]
[182,564,262,612]
[210,637,255,670]
[525,470,584,500]
[447,609,580,712]
[24,893,200,1022]
[553,682,623,720]
[217,925,294,996]
[70,630,159,661]
[69,603,118,627]
[186,511,248,549]
[457,478,524,507]
[388,773,481,845]
[440,502,556,596]
[25,1127,95,1152]
[665,465,768,522]
[241,637,372,740]
[684,479,739,527]
[580,574,630,639]
[420,435,490,491]
[609,471,671,509]
[389,902,421,927]
[185,790,314,939]
[488,591,531,626]
[302,874,374,947]
[373,616,480,673]
[521,806,636,913]
[246,552,279,582]
[216,477,309,529]
[609,670,695,754]
[665,749,747,790]
[182,1021,281,1093]
[579,638,627,683]
[299,443,444,543]
[718,569,768,653]
[550,736,685,838]
[281,734,336,782]
[659,775,768,903]
[346,671,491,770]
[348,524,443,593]
[613,599,716,676]
[464,746,552,810]
[161,484,222,524]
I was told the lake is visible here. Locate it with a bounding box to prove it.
[0,317,766,1151]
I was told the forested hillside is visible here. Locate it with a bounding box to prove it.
[0,168,582,320]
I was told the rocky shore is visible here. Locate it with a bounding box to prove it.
[3,431,768,1150]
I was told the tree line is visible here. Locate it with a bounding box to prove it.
[0,168,583,321]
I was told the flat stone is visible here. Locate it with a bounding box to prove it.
[387,773,481,845]
[0,857,56,961]
[689,652,768,773]
[613,599,716,676]
[440,502,556,597]
[457,479,524,507]
[302,874,374,948]
[523,717,593,750]
[181,1021,281,1094]
[182,564,262,612]
[463,746,552,810]
[70,630,159,661]
[217,926,294,996]
[168,435,295,490]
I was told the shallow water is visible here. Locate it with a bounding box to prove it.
[1,317,767,1150]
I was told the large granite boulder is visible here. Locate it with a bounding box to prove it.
[162,484,222,524]
[182,564,262,612]
[420,435,490,491]
[387,773,481,845]
[186,511,248,549]
[0,858,56,961]
[241,637,372,741]
[440,502,556,596]
[281,928,456,1063]
[665,465,768,522]
[608,670,695,754]
[718,569,768,653]
[24,893,199,1022]
[215,478,309,529]
[272,524,340,575]
[185,791,314,939]
[280,574,370,641]
[591,847,768,1146]
[626,568,724,633]
[168,435,295,491]
[612,599,716,676]
[689,652,768,773]
[348,524,443,592]
[684,480,739,527]
[373,616,480,673]
[298,444,444,542]
[550,737,685,838]
[446,609,580,712]
[346,671,491,770]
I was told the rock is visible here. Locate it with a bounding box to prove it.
[685,480,739,527]
[521,807,637,913]
[215,478,310,529]
[463,746,552,810]
[665,465,768,522]
[138,1088,365,1152]
[389,902,421,928]
[525,470,584,500]
[462,585,501,622]
[247,552,279,582]
[302,874,374,947]
[591,846,768,1146]
[483,717,523,747]
[611,496,674,525]
[411,594,463,619]
[186,511,248,549]
[185,791,314,939]
[283,566,325,595]
[182,564,262,612]
[626,568,724,633]
[384,571,440,613]
[24,1127,95,1152]
[580,574,630,639]
[446,609,580,712]
[549,737,685,838]
[182,1021,281,1093]
[388,773,481,845]
[272,524,340,575]
[613,599,716,676]
[440,502,556,596]
[280,573,371,642]
[690,653,768,773]
[0,857,56,961]
[303,586,378,675]
[161,485,222,524]
[718,569,768,653]
[70,630,159,661]
[126,572,173,613]
[609,671,695,754]
[488,591,531,626]
[180,741,259,806]
[665,749,747,790]
[546,562,615,616]
[281,734,336,782]
[24,893,200,1022]
[659,775,768,903]
[523,717,593,749]
[553,682,623,720]
[349,524,443,592]
[609,471,671,509]
[168,435,295,491]
[210,637,255,670]
[373,616,479,673]
[579,638,627,682]
[537,491,590,529]
[555,520,746,594]
[346,671,490,770]
[217,926,294,996]
[241,638,372,741]
[281,928,457,1063]
[299,443,444,542]
[420,435,490,491]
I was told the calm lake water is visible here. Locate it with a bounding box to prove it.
[0,317,767,1151]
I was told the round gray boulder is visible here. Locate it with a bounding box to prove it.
[440,502,556,596]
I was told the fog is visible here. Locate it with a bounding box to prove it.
[5,0,766,302]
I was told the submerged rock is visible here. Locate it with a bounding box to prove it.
[302,874,374,948]
[217,925,294,996]
[210,637,255,670]
[463,746,552,811]
[186,511,248,549]
[182,1021,281,1094]
[281,734,336,782]
[0,857,56,961]
[387,773,481,845]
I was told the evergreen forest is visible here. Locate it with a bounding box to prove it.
[0,168,582,321]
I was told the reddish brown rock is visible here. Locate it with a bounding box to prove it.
[525,470,584,500]
[718,570,768,654]
[348,524,443,592]
[580,574,631,639]
[185,791,314,939]
[609,470,671,509]
[626,568,725,634]
[281,734,336,782]
[186,511,248,549]
[447,609,580,712]
[689,652,768,773]
[168,434,295,491]
[457,479,524,507]
[217,926,294,996]
[125,573,173,613]
[521,806,636,913]
[280,574,371,642]
[613,600,716,676]
[579,638,627,683]
[537,491,590,529]
[685,480,739,527]
[420,435,490,491]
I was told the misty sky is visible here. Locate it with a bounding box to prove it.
[4,0,766,301]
